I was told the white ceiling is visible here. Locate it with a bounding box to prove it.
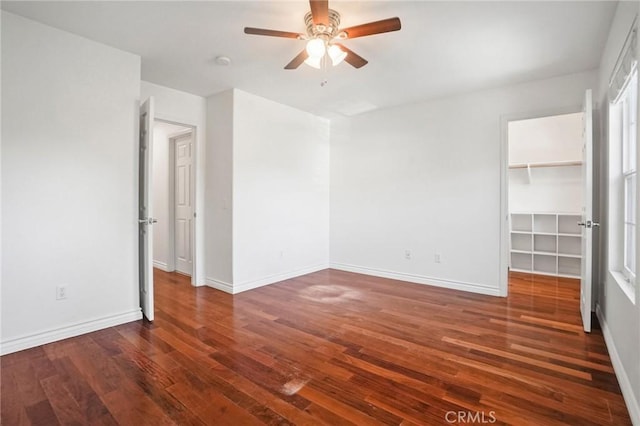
[2,1,617,117]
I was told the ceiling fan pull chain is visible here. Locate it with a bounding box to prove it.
[321,54,329,87]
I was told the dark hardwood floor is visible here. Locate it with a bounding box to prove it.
[1,269,632,425]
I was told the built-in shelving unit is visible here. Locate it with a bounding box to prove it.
[509,212,582,278]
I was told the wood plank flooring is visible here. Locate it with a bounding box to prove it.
[1,269,632,425]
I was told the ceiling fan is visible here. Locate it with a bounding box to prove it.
[244,0,401,70]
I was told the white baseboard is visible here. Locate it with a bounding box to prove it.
[206,263,329,294]
[0,308,143,356]
[205,277,234,294]
[153,260,171,272]
[329,262,501,297]
[596,305,640,425]
[235,263,329,293]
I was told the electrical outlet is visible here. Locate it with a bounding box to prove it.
[405,250,411,260]
[56,285,67,300]
[434,253,441,263]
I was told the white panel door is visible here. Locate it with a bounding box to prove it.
[580,89,594,333]
[174,133,193,275]
[139,97,155,321]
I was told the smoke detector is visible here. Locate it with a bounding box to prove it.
[215,56,231,66]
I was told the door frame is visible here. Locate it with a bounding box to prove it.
[154,117,198,286]
[499,104,583,296]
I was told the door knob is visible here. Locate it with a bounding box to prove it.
[138,218,157,225]
[577,220,599,228]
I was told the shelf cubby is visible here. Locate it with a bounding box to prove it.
[558,256,581,277]
[558,215,582,235]
[558,235,581,256]
[511,214,532,232]
[534,254,557,274]
[511,233,532,252]
[534,214,557,234]
[534,234,557,253]
[511,252,532,271]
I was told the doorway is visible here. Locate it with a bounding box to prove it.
[152,120,196,278]
[507,112,585,278]
[500,91,596,332]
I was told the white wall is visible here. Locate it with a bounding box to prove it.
[141,81,206,285]
[1,12,142,354]
[232,90,330,292]
[509,113,584,213]
[509,167,583,213]
[204,89,330,293]
[205,90,234,288]
[509,113,584,165]
[330,70,597,296]
[596,2,640,423]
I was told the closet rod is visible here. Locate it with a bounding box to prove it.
[509,160,582,169]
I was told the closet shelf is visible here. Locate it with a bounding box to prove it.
[533,250,556,256]
[558,253,582,259]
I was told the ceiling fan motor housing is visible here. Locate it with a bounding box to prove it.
[304,9,345,40]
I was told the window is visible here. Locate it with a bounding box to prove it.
[622,70,638,281]
[607,22,637,300]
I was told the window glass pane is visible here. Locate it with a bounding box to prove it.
[630,121,637,171]
[625,173,636,224]
[623,99,631,172]
[630,72,637,124]
[625,223,636,275]
[630,72,637,162]
[628,124,638,170]
[623,72,638,172]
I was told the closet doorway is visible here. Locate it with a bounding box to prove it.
[508,112,585,279]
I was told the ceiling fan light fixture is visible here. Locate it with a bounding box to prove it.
[304,56,322,69]
[306,38,326,58]
[328,44,347,66]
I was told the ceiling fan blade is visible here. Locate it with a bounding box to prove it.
[335,44,368,68]
[284,50,310,69]
[341,17,401,39]
[309,0,329,25]
[244,27,302,39]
